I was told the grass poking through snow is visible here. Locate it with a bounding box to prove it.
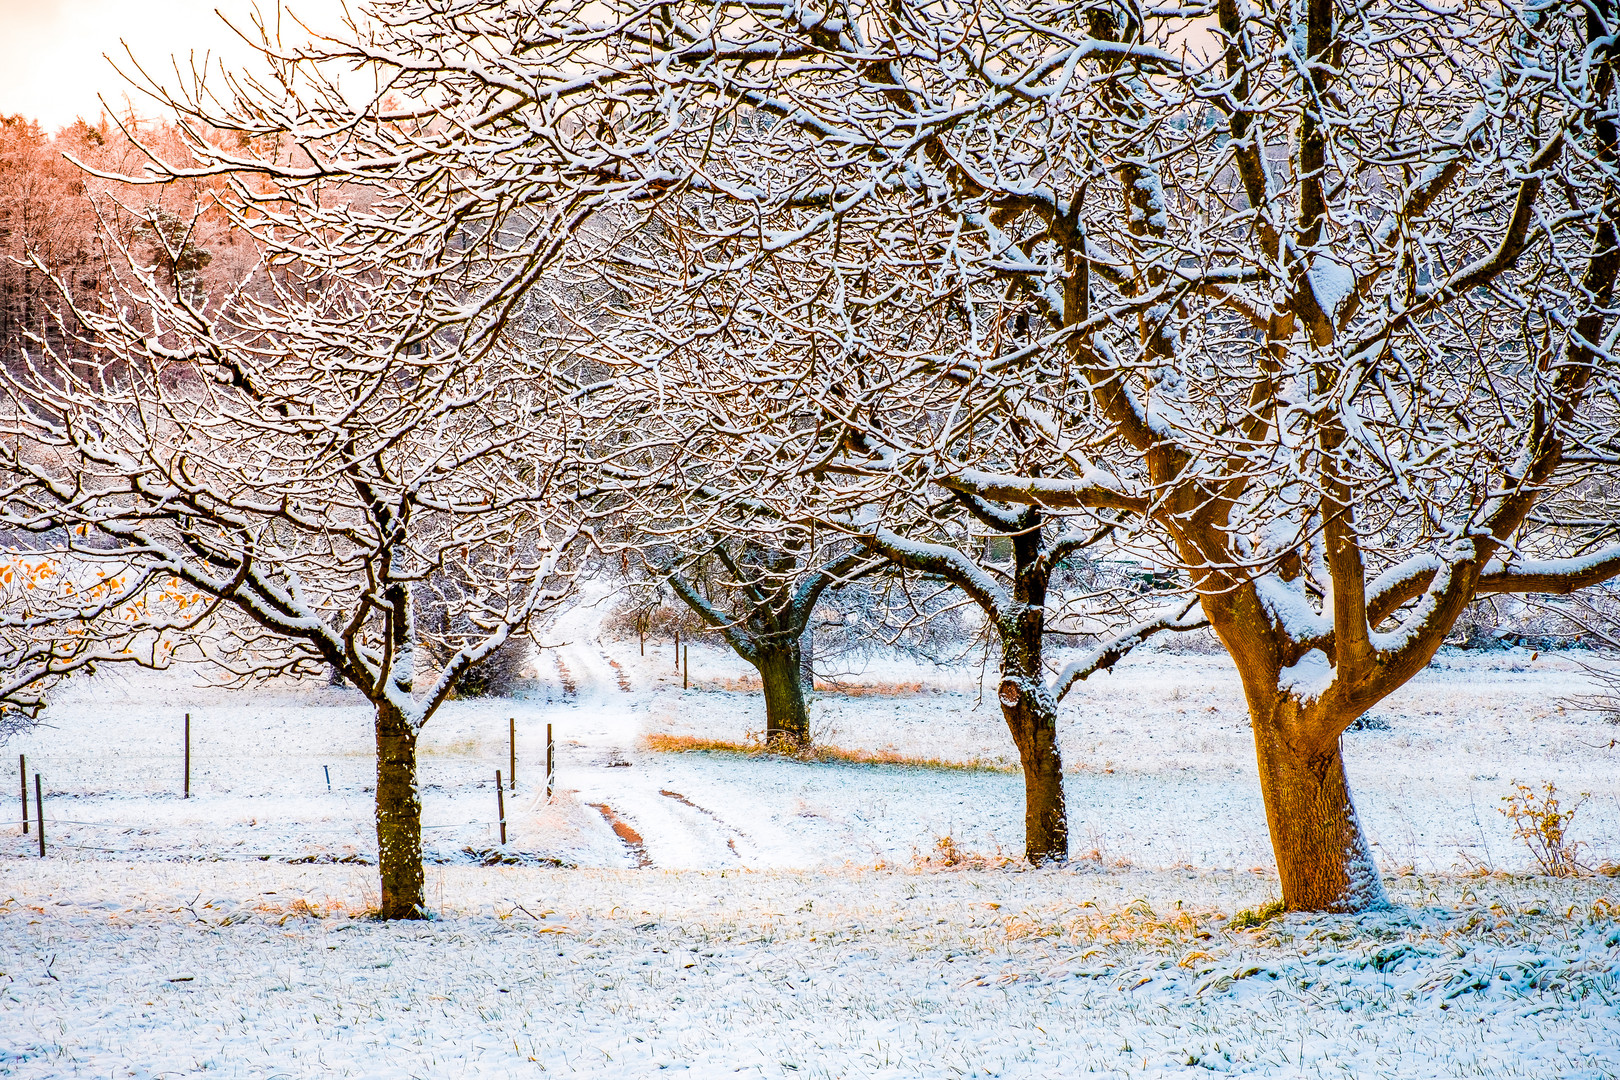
[642,731,1019,772]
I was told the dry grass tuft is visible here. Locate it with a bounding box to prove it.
[1003,896,1222,947]
[642,732,1017,772]
[1228,898,1286,929]
[910,834,1021,871]
[687,676,949,697]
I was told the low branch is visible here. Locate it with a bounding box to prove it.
[1050,598,1206,702]
[936,469,1148,514]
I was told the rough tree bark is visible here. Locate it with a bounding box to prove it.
[755,641,811,745]
[995,523,1067,862]
[864,505,1073,863]
[995,660,1067,861]
[1248,697,1385,911]
[374,703,426,919]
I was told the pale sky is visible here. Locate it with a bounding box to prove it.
[0,0,347,132]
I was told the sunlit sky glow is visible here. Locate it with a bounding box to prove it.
[0,0,346,132]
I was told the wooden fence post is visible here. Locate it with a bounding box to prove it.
[34,773,43,858]
[19,753,26,836]
[546,723,554,801]
[495,770,507,845]
[509,717,516,790]
[183,713,191,799]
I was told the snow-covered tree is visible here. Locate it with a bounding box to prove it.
[54,0,1620,908]
[0,211,587,919]
[573,0,1620,903]
[594,244,1207,860]
[656,532,871,746]
[897,0,1620,911]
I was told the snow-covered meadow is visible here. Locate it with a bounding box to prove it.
[3,594,1619,1077]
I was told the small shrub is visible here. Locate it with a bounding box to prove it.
[0,705,33,745]
[416,572,530,698]
[1347,714,1391,731]
[449,639,529,698]
[1499,781,1590,877]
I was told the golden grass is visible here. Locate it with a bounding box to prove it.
[689,676,949,697]
[1002,896,1224,948]
[813,679,933,697]
[641,732,1018,773]
[910,834,1021,871]
[237,896,357,924]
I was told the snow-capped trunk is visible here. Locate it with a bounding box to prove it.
[374,701,426,920]
[998,605,1067,864]
[1250,694,1387,913]
[754,641,810,747]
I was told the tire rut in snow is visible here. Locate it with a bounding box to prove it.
[554,655,577,696]
[602,653,632,692]
[660,789,745,856]
[588,802,651,867]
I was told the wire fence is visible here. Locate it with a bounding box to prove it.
[2,810,516,861]
[10,716,551,859]
[0,817,501,830]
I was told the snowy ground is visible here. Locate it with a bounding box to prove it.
[3,864,1617,1078]
[2,592,1619,1076]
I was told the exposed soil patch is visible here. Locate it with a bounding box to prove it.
[602,653,632,692]
[554,656,577,696]
[588,802,651,867]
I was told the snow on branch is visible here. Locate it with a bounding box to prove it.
[937,470,1147,514]
[1050,597,1207,703]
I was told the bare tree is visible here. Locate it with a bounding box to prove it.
[859,504,1204,861]
[902,0,1620,911]
[592,245,1207,860]
[0,215,586,918]
[657,534,870,745]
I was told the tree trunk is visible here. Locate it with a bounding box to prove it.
[755,642,810,747]
[799,627,815,694]
[1251,699,1388,912]
[374,704,427,919]
[998,671,1067,863]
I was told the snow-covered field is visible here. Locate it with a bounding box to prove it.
[3,593,1619,1077]
[4,862,1618,1078]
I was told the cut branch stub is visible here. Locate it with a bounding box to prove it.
[998,680,1022,708]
